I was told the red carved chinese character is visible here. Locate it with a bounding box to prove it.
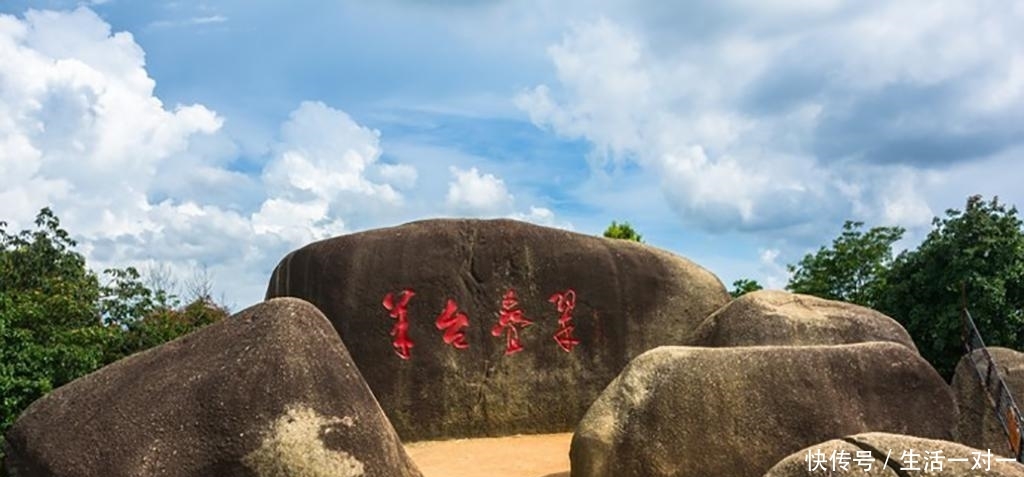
[435,298,470,349]
[491,289,533,355]
[549,289,580,352]
[382,289,415,360]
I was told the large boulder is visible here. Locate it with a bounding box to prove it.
[265,218,729,440]
[3,298,423,477]
[570,342,956,477]
[764,432,1024,476]
[687,290,918,352]
[952,347,1024,458]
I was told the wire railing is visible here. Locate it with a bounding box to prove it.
[962,307,1024,463]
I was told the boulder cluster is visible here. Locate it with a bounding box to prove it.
[571,289,1024,477]
[263,218,729,440]
[3,219,1022,476]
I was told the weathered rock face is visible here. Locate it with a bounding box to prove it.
[264,219,730,440]
[3,298,423,477]
[570,342,956,477]
[687,290,918,352]
[764,432,1024,476]
[952,347,1024,458]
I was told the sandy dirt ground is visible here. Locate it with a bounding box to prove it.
[404,432,572,477]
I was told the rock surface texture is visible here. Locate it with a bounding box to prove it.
[3,297,422,477]
[687,290,918,351]
[952,346,1024,458]
[764,432,1024,476]
[570,343,956,477]
[265,219,730,440]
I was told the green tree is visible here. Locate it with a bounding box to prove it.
[117,297,229,357]
[786,220,905,308]
[1,209,229,474]
[603,221,643,242]
[0,209,115,457]
[877,195,1024,379]
[97,264,230,359]
[730,278,764,298]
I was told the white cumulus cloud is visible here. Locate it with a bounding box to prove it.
[445,166,515,215]
[511,206,574,230]
[0,8,223,229]
[262,101,406,224]
[0,8,415,307]
[518,3,1024,234]
[377,163,418,189]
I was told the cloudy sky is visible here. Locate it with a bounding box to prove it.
[2,1,1022,308]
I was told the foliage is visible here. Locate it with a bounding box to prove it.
[876,195,1024,379]
[1,209,228,473]
[603,220,643,242]
[729,278,764,298]
[1,209,114,442]
[116,297,229,357]
[786,221,905,308]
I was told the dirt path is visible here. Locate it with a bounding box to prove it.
[404,432,572,477]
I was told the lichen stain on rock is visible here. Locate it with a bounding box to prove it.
[243,405,365,477]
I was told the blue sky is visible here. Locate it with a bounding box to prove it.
[2,1,1023,308]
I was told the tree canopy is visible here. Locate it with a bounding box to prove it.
[730,278,763,298]
[1,208,229,473]
[875,195,1024,378]
[785,196,1024,380]
[787,221,905,309]
[603,221,643,242]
